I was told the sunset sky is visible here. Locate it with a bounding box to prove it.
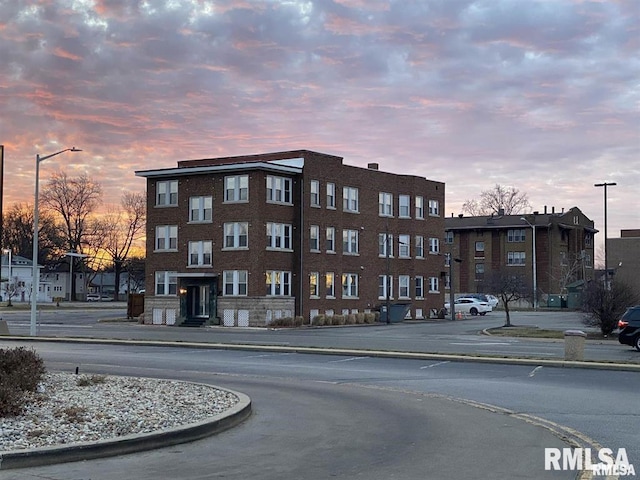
[1,0,638,261]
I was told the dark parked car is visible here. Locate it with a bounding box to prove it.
[618,306,640,351]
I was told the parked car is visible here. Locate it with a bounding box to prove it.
[467,293,499,308]
[486,295,499,308]
[444,297,492,316]
[86,294,113,302]
[618,306,640,351]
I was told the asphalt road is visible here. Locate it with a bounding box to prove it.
[3,341,627,480]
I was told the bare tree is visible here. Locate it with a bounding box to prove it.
[486,269,532,326]
[555,252,586,294]
[98,193,146,300]
[462,184,532,216]
[582,279,639,336]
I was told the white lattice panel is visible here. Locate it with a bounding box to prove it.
[166,309,176,325]
[265,310,272,324]
[325,309,334,317]
[223,309,235,327]
[238,310,249,327]
[341,309,349,316]
[310,309,319,322]
[152,308,163,325]
[416,308,423,319]
[283,310,292,318]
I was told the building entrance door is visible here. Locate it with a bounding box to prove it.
[192,284,210,318]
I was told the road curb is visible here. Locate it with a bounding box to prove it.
[0,385,251,470]
[2,335,640,372]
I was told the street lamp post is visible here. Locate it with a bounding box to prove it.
[30,147,81,336]
[3,248,11,306]
[521,217,537,310]
[594,182,617,283]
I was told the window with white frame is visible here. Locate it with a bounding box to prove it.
[266,175,292,204]
[223,270,247,296]
[188,241,212,266]
[342,273,358,298]
[399,234,410,258]
[475,241,485,252]
[399,195,410,218]
[398,275,410,298]
[415,276,424,299]
[326,272,335,297]
[310,180,320,207]
[415,236,424,258]
[445,230,454,244]
[508,251,526,265]
[326,182,336,209]
[224,175,248,202]
[378,275,392,299]
[343,186,359,213]
[189,196,212,222]
[310,225,320,251]
[266,271,291,296]
[224,222,248,249]
[266,222,292,250]
[156,180,178,206]
[155,271,177,295]
[444,253,451,267]
[415,196,424,219]
[507,229,526,242]
[343,229,359,254]
[326,227,336,253]
[429,277,439,292]
[379,192,393,217]
[429,199,439,216]
[155,225,177,250]
[310,272,319,297]
[429,237,440,254]
[379,233,393,257]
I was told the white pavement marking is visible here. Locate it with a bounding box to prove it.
[529,366,543,377]
[449,342,512,346]
[420,361,451,369]
[327,357,368,363]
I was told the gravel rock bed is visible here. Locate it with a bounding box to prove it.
[0,373,239,452]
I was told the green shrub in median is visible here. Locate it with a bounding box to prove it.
[0,347,46,417]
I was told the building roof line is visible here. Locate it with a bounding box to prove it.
[135,161,303,178]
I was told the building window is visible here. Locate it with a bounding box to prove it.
[445,231,454,244]
[156,180,178,206]
[189,196,212,222]
[585,233,592,247]
[415,196,424,219]
[399,195,410,218]
[310,180,320,207]
[475,241,485,252]
[379,233,393,257]
[560,252,568,266]
[224,222,248,249]
[379,192,393,217]
[399,234,410,258]
[266,271,291,296]
[429,277,439,293]
[475,263,484,276]
[429,237,440,254]
[310,225,320,251]
[415,236,424,258]
[398,275,410,298]
[507,251,526,265]
[188,241,212,266]
[310,272,319,297]
[429,199,439,216]
[225,175,248,202]
[342,273,358,298]
[327,183,336,209]
[267,222,292,250]
[378,275,392,300]
[343,229,359,255]
[444,253,451,267]
[326,227,336,253]
[155,225,177,251]
[155,271,177,295]
[415,276,424,299]
[326,272,335,297]
[343,187,359,213]
[224,270,247,296]
[584,253,592,268]
[266,175,292,204]
[507,229,526,242]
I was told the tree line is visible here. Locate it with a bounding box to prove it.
[2,171,146,300]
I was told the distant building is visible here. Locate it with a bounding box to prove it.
[444,206,597,307]
[608,229,640,296]
[1,254,45,303]
[136,150,445,326]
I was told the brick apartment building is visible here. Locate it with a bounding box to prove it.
[444,206,597,307]
[608,229,640,297]
[135,150,445,326]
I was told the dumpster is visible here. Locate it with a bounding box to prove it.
[379,303,411,323]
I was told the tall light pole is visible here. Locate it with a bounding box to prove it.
[30,147,81,336]
[521,217,537,310]
[594,182,616,282]
[3,248,11,306]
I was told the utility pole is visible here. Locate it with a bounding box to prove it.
[594,182,617,284]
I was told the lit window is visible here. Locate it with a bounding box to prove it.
[266,271,291,296]
[326,272,335,297]
[310,272,319,297]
